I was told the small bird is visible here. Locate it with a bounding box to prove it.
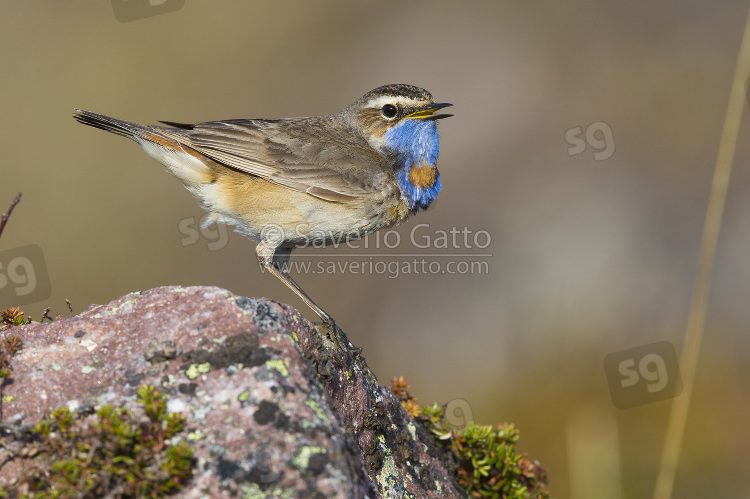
[73,84,452,330]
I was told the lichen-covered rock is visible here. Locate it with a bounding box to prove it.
[0,286,466,498]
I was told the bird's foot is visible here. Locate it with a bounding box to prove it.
[311,316,350,355]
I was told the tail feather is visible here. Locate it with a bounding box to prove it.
[72,109,149,141]
[73,109,216,189]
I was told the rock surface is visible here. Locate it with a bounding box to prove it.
[0,286,466,498]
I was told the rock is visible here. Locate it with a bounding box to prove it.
[0,286,466,498]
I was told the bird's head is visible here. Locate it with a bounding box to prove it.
[346,84,452,157]
[344,84,452,211]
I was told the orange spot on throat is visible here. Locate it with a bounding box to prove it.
[408,162,437,189]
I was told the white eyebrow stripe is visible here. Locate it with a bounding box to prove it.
[364,95,424,109]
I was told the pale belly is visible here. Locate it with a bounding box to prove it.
[192,170,411,248]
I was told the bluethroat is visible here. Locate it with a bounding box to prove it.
[73,84,452,330]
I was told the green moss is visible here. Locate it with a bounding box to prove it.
[374,454,399,492]
[186,430,205,442]
[185,362,211,380]
[304,399,327,421]
[10,384,195,497]
[420,403,550,498]
[241,484,295,499]
[388,376,550,497]
[292,446,326,470]
[265,359,288,377]
[1,307,27,328]
[0,327,23,419]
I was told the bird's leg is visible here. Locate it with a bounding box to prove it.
[256,242,348,351]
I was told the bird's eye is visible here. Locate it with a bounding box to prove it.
[381,104,397,119]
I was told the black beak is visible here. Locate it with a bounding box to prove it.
[406,102,454,121]
[425,102,453,121]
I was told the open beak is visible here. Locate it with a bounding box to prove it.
[406,102,453,121]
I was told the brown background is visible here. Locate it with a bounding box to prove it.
[2,2,750,497]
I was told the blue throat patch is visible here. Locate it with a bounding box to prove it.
[384,119,442,212]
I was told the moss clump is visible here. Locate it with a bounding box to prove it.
[0,307,27,330]
[0,333,22,381]
[390,376,421,418]
[9,384,194,497]
[0,322,23,418]
[390,377,550,499]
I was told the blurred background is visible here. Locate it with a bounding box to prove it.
[2,1,749,497]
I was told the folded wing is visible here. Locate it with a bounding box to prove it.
[156,118,389,203]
